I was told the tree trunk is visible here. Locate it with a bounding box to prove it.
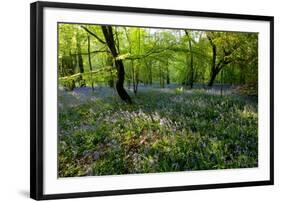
[70,51,77,74]
[134,29,140,94]
[76,38,84,74]
[131,60,136,93]
[115,60,132,103]
[135,67,139,94]
[207,34,217,87]
[159,61,164,88]
[220,70,224,96]
[149,66,153,85]
[87,35,94,91]
[166,59,170,85]
[185,31,194,88]
[76,36,85,87]
[207,33,231,87]
[106,54,114,88]
[146,61,152,85]
[208,69,219,87]
[101,25,132,104]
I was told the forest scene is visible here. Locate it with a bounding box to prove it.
[58,23,258,177]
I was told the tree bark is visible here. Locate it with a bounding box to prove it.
[159,61,164,88]
[166,59,170,85]
[149,63,153,85]
[134,68,139,94]
[76,36,85,87]
[134,29,141,94]
[106,54,114,88]
[208,61,230,86]
[87,35,94,91]
[207,34,217,86]
[207,33,232,87]
[76,38,84,74]
[101,25,132,104]
[208,69,219,86]
[185,31,194,88]
[131,60,136,94]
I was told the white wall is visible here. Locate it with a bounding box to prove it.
[0,0,279,201]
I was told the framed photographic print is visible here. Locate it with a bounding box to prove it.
[30,1,274,200]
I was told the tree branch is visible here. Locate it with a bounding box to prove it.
[81,26,106,44]
[70,49,110,56]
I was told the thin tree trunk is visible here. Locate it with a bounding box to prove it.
[149,62,152,85]
[106,54,114,88]
[76,36,85,87]
[146,31,152,85]
[135,68,139,94]
[185,31,194,88]
[166,59,170,85]
[220,70,224,96]
[135,29,141,94]
[159,61,164,88]
[87,35,94,91]
[70,51,77,74]
[123,28,133,90]
[131,60,136,94]
[207,34,217,87]
[76,38,84,74]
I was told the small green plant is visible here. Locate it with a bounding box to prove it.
[192,89,205,95]
[175,87,184,94]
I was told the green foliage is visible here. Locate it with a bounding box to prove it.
[58,23,258,89]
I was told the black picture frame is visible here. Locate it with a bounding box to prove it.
[30,1,274,200]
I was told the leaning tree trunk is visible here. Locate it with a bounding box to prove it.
[101,25,132,104]
[208,69,219,86]
[208,61,229,87]
[207,34,217,87]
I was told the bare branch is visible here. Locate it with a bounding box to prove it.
[70,49,109,56]
[81,26,106,44]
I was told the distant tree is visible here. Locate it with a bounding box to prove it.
[206,32,258,87]
[207,32,237,86]
[184,30,194,88]
[87,34,94,90]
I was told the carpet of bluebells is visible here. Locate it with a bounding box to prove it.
[58,86,258,177]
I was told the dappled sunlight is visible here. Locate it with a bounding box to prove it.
[237,105,258,119]
[57,22,259,178]
[58,87,258,177]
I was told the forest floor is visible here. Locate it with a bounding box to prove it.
[58,85,258,177]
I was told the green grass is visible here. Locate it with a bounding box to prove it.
[58,88,258,177]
